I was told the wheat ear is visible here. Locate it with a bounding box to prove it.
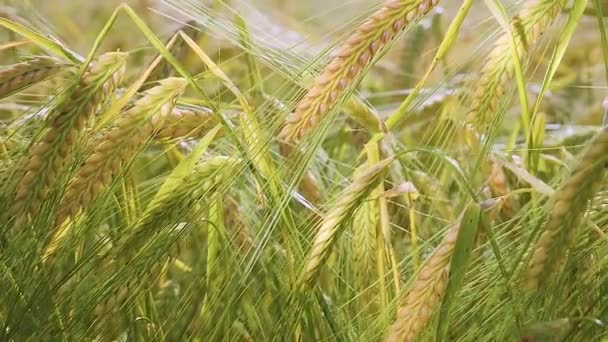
[0,56,68,99]
[9,52,127,225]
[486,158,515,218]
[466,0,562,128]
[300,157,393,290]
[352,196,378,290]
[53,78,187,228]
[279,0,438,142]
[95,157,235,316]
[153,106,219,140]
[524,126,608,291]
[114,156,237,259]
[387,220,461,342]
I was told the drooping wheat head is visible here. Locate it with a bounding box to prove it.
[0,56,69,99]
[465,0,562,129]
[279,0,439,142]
[387,219,461,342]
[300,157,393,290]
[52,77,187,228]
[524,126,608,291]
[9,52,127,227]
[153,106,220,140]
[486,158,515,218]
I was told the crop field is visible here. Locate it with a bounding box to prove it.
[0,0,607,340]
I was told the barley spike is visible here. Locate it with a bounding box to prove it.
[524,126,608,291]
[300,157,393,290]
[279,0,439,142]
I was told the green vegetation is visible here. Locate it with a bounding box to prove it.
[0,0,607,340]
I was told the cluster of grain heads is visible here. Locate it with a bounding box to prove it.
[465,0,562,129]
[0,56,69,99]
[300,157,393,290]
[8,52,127,227]
[524,126,608,291]
[47,78,187,252]
[153,106,220,140]
[93,157,237,319]
[279,0,439,142]
[387,219,460,341]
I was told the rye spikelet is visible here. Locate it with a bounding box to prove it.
[466,0,562,128]
[153,106,219,140]
[0,56,68,99]
[524,126,608,291]
[387,220,460,342]
[300,157,393,290]
[279,0,439,141]
[53,78,187,228]
[9,52,127,226]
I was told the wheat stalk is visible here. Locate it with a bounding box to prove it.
[9,52,127,226]
[387,220,461,342]
[153,106,219,140]
[465,0,562,128]
[279,0,438,142]
[0,56,68,99]
[300,157,393,290]
[524,126,608,291]
[52,78,187,228]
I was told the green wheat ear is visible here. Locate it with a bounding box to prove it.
[524,126,608,291]
[300,157,393,290]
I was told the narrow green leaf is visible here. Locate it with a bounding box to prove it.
[593,0,608,84]
[0,17,81,63]
[531,0,588,116]
[483,0,530,136]
[436,203,482,342]
[386,0,474,129]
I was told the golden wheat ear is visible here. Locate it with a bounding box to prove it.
[53,77,187,226]
[465,0,562,129]
[9,52,127,227]
[153,106,220,140]
[524,126,608,291]
[0,56,69,99]
[279,0,439,142]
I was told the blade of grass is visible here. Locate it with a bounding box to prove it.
[386,0,474,130]
[483,0,530,138]
[435,203,481,342]
[0,17,81,63]
[593,0,608,84]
